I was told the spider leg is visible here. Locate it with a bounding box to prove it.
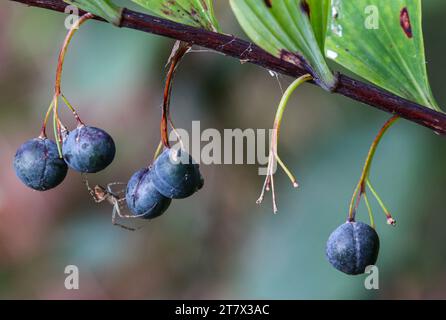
[106,182,126,193]
[106,183,127,199]
[82,173,104,203]
[111,201,136,231]
[128,212,152,219]
[116,208,150,220]
[107,182,126,187]
[110,198,149,220]
[82,173,95,197]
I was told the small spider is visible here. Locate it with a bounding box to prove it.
[82,174,146,231]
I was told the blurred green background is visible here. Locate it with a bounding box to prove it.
[1,1,446,299]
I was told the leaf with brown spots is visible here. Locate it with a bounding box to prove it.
[131,0,220,32]
[400,7,413,38]
[230,0,336,91]
[326,0,439,110]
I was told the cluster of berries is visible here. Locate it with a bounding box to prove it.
[14,125,115,191]
[13,14,204,226]
[125,148,204,219]
[14,125,203,222]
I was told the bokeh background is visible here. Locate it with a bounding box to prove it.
[1,1,446,299]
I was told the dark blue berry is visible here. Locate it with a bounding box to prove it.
[150,148,204,199]
[62,125,115,173]
[13,137,68,191]
[326,221,379,275]
[126,168,172,219]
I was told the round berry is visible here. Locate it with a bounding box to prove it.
[126,168,172,219]
[13,137,68,191]
[62,125,115,173]
[326,221,379,275]
[150,148,204,199]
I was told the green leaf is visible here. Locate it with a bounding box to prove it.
[230,0,336,91]
[64,0,123,26]
[131,0,220,32]
[307,0,330,51]
[325,0,439,110]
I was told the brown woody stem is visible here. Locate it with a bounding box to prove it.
[10,0,446,135]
